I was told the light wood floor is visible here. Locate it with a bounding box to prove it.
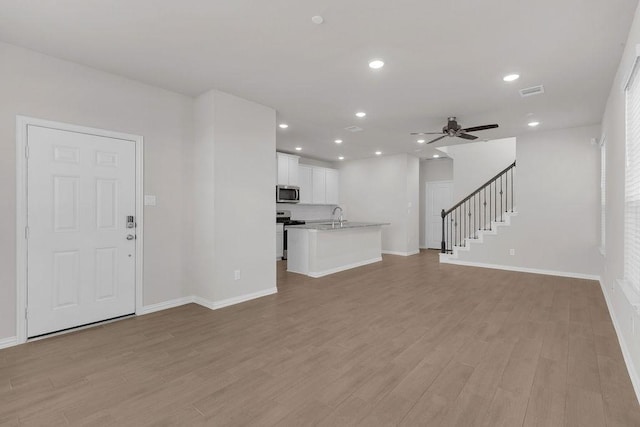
[1,250,639,426]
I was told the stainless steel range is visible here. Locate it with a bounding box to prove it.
[276,210,305,260]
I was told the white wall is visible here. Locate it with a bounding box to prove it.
[455,125,602,277]
[419,158,453,247]
[407,155,420,253]
[191,90,276,303]
[600,0,640,400]
[0,42,193,340]
[338,154,419,255]
[445,138,516,200]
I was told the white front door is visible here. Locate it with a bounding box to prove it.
[27,125,137,337]
[426,181,453,249]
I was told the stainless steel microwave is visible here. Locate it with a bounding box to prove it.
[276,185,300,203]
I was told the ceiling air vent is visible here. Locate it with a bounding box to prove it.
[519,85,545,97]
[345,125,363,132]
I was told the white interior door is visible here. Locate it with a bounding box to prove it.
[426,181,453,249]
[27,125,137,337]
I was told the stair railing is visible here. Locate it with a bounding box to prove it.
[441,160,516,254]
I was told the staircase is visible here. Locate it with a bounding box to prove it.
[439,161,516,262]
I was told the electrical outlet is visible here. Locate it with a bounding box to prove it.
[234,270,241,281]
[509,248,515,256]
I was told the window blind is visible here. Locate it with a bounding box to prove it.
[601,140,606,253]
[625,65,640,292]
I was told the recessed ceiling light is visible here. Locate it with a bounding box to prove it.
[295,147,302,151]
[356,112,367,118]
[503,74,520,82]
[279,123,288,129]
[338,156,344,160]
[433,154,440,158]
[335,139,343,144]
[369,59,385,69]
[311,16,324,24]
[375,151,382,155]
[417,139,425,144]
[528,121,540,127]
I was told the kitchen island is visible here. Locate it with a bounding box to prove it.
[286,222,389,278]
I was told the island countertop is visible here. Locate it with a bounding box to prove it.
[286,221,389,231]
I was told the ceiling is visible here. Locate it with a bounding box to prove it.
[1,0,637,161]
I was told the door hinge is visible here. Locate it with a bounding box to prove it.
[25,226,29,239]
[25,145,29,158]
[25,307,28,320]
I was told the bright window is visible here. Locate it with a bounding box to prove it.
[625,64,640,292]
[600,138,606,255]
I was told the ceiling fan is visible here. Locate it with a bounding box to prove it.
[411,117,499,144]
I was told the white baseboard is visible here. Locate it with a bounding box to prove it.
[193,287,278,310]
[440,258,600,281]
[382,250,420,257]
[3,288,279,350]
[308,257,382,278]
[138,296,195,315]
[0,336,18,350]
[599,278,640,405]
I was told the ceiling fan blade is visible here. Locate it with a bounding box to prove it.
[427,135,448,144]
[410,132,445,135]
[458,133,478,140]
[462,124,499,133]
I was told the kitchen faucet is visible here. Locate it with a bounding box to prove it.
[332,206,344,225]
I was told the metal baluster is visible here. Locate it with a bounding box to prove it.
[500,175,503,222]
[484,187,487,230]
[511,167,514,212]
[455,209,458,247]
[456,208,459,248]
[466,201,469,245]
[489,183,492,230]
[440,209,445,254]
[505,171,508,216]
[494,180,497,225]
[450,215,453,253]
[463,202,466,246]
[447,212,450,253]
[474,194,477,238]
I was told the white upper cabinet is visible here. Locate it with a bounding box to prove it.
[298,165,313,204]
[277,152,340,205]
[276,152,299,186]
[312,168,326,204]
[325,168,339,205]
[299,165,339,205]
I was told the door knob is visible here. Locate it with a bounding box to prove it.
[126,234,135,240]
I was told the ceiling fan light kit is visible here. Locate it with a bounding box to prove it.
[411,117,499,144]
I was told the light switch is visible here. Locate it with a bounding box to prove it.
[144,195,157,206]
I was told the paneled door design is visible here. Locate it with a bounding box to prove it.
[26,125,136,337]
[426,181,453,249]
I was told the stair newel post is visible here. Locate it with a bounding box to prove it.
[441,209,446,254]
